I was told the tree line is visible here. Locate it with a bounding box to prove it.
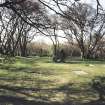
[0,0,105,61]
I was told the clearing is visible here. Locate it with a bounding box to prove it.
[0,57,105,105]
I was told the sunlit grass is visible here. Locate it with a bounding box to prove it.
[0,56,105,103]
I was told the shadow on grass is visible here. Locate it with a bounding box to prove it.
[0,83,73,105]
[65,60,105,64]
[0,96,105,105]
[0,57,105,105]
[0,82,104,105]
[83,100,105,105]
[0,95,59,105]
[0,63,56,76]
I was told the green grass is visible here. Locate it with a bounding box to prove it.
[0,56,105,104]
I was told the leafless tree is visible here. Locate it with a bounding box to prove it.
[61,3,105,59]
[0,0,50,57]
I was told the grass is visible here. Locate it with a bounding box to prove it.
[0,56,105,104]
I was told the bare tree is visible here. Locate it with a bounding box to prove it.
[0,0,50,57]
[61,3,105,59]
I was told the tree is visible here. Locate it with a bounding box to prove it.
[0,0,50,57]
[0,0,51,30]
[59,49,66,62]
[61,3,105,59]
[42,14,61,62]
[0,0,105,59]
[0,0,103,28]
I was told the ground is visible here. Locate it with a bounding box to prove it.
[0,56,105,105]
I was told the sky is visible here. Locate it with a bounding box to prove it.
[0,0,104,44]
[81,0,105,9]
[33,0,105,44]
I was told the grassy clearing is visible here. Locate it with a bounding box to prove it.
[0,57,105,104]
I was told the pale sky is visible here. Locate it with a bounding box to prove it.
[34,0,105,44]
[81,0,105,9]
[0,0,104,44]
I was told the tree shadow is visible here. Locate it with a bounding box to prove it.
[65,60,105,64]
[0,83,74,105]
[0,80,105,105]
[0,58,105,105]
[83,100,105,105]
[82,76,105,105]
[0,95,56,105]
